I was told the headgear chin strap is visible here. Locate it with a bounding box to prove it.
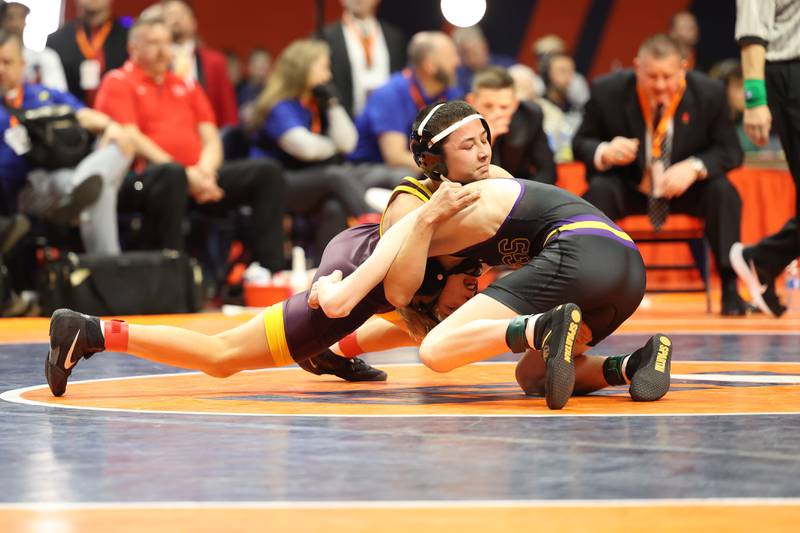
[410,102,491,181]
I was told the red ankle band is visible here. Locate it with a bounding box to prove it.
[338,333,363,358]
[104,320,129,352]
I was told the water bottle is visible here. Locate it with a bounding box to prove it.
[290,246,308,295]
[786,259,800,312]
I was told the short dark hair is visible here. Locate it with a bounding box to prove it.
[412,100,480,145]
[637,33,683,60]
[471,66,514,92]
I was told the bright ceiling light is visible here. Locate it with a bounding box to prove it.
[441,0,487,28]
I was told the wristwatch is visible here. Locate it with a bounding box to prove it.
[688,157,708,179]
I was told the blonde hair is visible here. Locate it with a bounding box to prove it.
[248,39,329,132]
[396,304,439,343]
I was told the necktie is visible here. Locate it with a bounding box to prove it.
[648,105,670,231]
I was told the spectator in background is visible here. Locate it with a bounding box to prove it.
[162,0,238,127]
[466,66,555,183]
[223,49,241,93]
[668,11,699,70]
[350,31,461,172]
[452,25,515,95]
[248,39,375,259]
[237,47,271,111]
[1,1,67,91]
[46,0,128,105]
[0,30,132,255]
[95,16,287,272]
[532,34,589,110]
[320,0,406,118]
[710,59,782,153]
[508,63,544,102]
[573,34,747,315]
[538,51,583,162]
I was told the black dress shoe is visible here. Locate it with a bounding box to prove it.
[720,289,754,316]
[298,349,387,382]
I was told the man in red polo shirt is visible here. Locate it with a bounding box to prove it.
[94,15,287,272]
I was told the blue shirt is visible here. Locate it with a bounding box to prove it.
[250,99,324,169]
[1,84,85,192]
[349,71,462,163]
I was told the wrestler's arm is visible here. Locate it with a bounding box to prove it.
[316,184,480,317]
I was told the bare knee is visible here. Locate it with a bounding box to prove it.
[202,335,243,378]
[515,349,545,395]
[418,336,452,373]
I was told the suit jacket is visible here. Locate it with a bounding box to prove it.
[492,100,556,184]
[572,69,743,188]
[46,18,128,104]
[320,20,406,117]
[196,46,239,127]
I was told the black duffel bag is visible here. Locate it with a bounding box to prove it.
[38,250,204,316]
[3,103,93,170]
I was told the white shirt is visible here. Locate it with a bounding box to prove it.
[24,47,68,92]
[341,16,390,116]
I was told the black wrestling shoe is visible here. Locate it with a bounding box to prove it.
[729,242,786,318]
[298,349,387,382]
[45,309,105,397]
[629,334,672,402]
[535,303,581,410]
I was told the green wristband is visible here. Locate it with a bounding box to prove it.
[744,79,767,109]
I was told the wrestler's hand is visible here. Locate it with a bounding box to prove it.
[424,181,481,224]
[307,281,320,309]
[316,269,350,318]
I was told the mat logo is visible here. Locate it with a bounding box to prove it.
[498,238,531,266]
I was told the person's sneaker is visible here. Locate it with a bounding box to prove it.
[729,242,786,318]
[629,334,672,402]
[534,303,581,410]
[45,309,105,397]
[47,174,103,226]
[298,349,387,381]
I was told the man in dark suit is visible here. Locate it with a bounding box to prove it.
[45,0,129,105]
[466,66,555,184]
[573,34,748,315]
[319,0,406,118]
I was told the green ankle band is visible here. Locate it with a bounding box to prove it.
[505,315,531,353]
[602,355,627,386]
[744,79,767,109]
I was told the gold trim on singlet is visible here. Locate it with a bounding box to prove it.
[543,221,635,247]
[379,177,433,236]
[262,303,294,367]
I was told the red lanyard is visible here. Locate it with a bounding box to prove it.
[5,88,23,127]
[302,97,322,134]
[343,13,374,68]
[403,69,445,110]
[637,77,686,158]
[76,20,112,60]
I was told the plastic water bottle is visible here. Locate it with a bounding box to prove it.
[243,262,271,286]
[786,260,800,312]
[290,246,308,295]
